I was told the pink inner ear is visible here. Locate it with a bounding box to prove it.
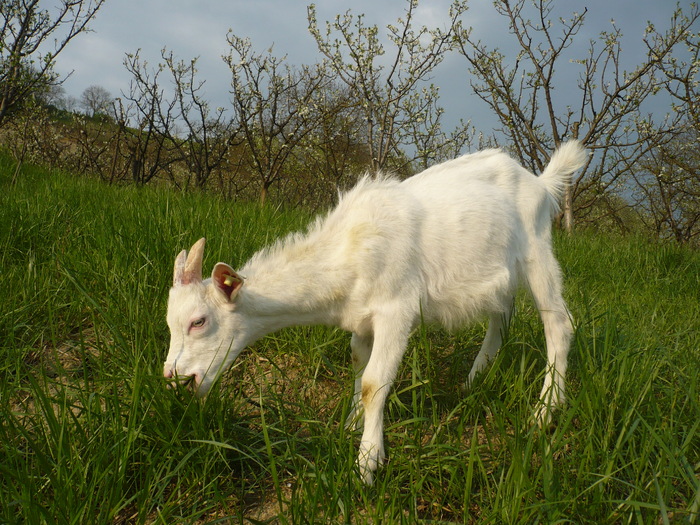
[213,263,243,300]
[219,275,240,297]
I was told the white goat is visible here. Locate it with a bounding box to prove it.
[164,141,587,484]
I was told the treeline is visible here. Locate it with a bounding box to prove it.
[2,0,699,244]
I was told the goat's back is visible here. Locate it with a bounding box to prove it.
[314,149,547,330]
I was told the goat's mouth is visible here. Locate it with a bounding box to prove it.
[167,374,197,391]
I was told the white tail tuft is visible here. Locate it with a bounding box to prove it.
[538,140,588,206]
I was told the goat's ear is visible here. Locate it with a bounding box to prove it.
[212,263,243,302]
[174,238,206,286]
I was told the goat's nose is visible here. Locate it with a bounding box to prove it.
[164,366,175,379]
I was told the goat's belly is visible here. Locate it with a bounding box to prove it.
[422,265,515,331]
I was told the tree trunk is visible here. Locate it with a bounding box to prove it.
[563,185,574,234]
[260,184,268,206]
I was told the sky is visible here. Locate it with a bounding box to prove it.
[49,0,695,137]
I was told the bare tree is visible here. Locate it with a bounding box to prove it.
[80,85,112,117]
[630,129,700,245]
[308,0,468,173]
[5,99,49,183]
[628,27,700,245]
[161,51,241,190]
[656,9,700,132]
[0,0,105,126]
[40,83,66,109]
[303,84,368,195]
[120,50,179,185]
[68,111,125,183]
[225,35,329,204]
[453,0,700,232]
[404,86,476,171]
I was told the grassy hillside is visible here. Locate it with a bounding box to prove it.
[1,158,699,524]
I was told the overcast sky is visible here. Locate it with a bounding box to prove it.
[51,0,695,136]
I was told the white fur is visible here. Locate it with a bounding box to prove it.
[164,141,588,484]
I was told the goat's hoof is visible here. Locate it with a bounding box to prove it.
[360,466,374,486]
[465,364,487,391]
[532,406,557,432]
[357,446,385,486]
[357,456,376,485]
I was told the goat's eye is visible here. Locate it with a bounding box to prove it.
[191,318,206,329]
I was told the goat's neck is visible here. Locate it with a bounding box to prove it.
[237,245,350,334]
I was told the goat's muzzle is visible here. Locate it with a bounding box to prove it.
[164,369,197,392]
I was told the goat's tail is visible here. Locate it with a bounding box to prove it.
[538,140,588,207]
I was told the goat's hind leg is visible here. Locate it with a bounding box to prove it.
[525,249,573,426]
[467,298,513,388]
[345,332,372,430]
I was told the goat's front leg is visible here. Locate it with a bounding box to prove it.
[356,316,411,485]
[345,332,373,430]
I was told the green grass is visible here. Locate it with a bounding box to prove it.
[1,156,699,524]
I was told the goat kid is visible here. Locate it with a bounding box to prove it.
[164,141,587,484]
